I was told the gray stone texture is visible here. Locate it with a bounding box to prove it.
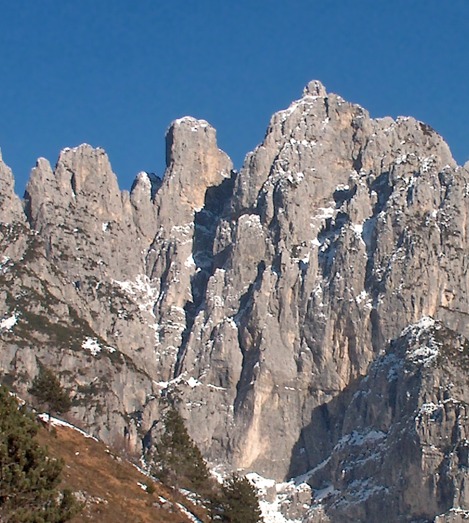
[1,81,469,521]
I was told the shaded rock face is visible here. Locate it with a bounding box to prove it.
[177,81,469,479]
[0,120,233,449]
[304,319,469,523]
[1,81,469,519]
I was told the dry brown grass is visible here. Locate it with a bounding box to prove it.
[36,422,210,523]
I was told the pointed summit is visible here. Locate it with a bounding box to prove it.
[0,154,25,224]
[303,79,327,97]
[163,116,232,212]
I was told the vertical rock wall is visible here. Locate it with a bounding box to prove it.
[1,81,469,512]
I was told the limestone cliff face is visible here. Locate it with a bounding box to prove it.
[304,319,469,522]
[23,145,163,377]
[176,81,469,480]
[1,80,469,520]
[0,152,29,272]
[0,151,25,225]
[0,119,234,449]
[25,144,146,282]
[145,117,233,380]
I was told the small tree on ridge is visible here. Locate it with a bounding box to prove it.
[29,365,71,424]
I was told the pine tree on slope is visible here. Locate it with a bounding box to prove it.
[29,365,71,425]
[0,385,81,522]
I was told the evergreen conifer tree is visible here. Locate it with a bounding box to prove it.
[0,385,81,522]
[212,474,263,523]
[29,365,71,423]
[152,406,263,522]
[154,407,211,493]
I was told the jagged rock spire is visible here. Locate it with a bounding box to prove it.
[0,154,25,224]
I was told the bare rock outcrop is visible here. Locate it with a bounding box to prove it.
[2,80,469,520]
[0,152,25,225]
[1,118,235,451]
[24,144,146,282]
[145,117,234,379]
[305,319,469,522]
[175,81,469,481]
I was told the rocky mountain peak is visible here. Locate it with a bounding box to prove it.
[303,79,327,97]
[163,116,233,213]
[55,144,122,210]
[0,154,24,224]
[24,144,124,228]
[130,171,161,201]
[2,80,469,522]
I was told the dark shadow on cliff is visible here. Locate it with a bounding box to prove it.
[232,260,266,414]
[286,377,362,481]
[174,171,237,376]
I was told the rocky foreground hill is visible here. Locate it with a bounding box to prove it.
[1,80,469,521]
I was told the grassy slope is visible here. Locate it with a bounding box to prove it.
[36,422,210,523]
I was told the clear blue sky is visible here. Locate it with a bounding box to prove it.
[1,1,468,194]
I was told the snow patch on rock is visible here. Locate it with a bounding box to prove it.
[0,313,18,331]
[82,337,116,356]
[113,274,159,317]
